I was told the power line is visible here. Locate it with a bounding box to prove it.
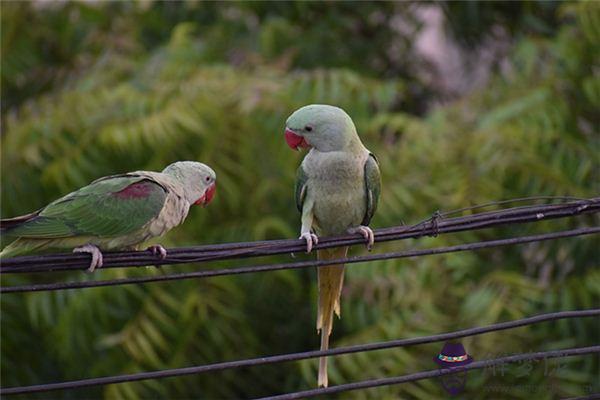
[259,346,600,400]
[437,196,588,218]
[2,309,597,396]
[2,198,597,274]
[2,227,597,293]
[0,197,597,398]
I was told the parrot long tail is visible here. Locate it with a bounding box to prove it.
[0,211,40,233]
[0,238,51,259]
[316,246,348,388]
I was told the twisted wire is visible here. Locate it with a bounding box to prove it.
[1,197,597,274]
[2,227,597,293]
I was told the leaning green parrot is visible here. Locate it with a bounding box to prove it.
[285,104,381,387]
[0,161,216,272]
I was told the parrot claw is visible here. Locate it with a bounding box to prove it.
[73,244,104,273]
[299,232,319,253]
[348,225,375,251]
[147,244,168,260]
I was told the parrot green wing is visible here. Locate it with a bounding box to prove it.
[361,153,381,226]
[7,175,168,239]
[295,164,309,213]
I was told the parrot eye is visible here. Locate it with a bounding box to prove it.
[205,176,210,182]
[305,125,313,132]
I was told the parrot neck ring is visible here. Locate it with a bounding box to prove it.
[194,183,216,207]
[285,128,310,150]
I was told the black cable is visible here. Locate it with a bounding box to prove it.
[438,196,588,218]
[2,198,598,273]
[1,309,597,396]
[2,227,597,293]
[258,346,600,400]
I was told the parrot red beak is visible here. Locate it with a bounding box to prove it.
[195,183,216,207]
[285,128,310,150]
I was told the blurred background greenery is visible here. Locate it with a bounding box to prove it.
[1,1,598,399]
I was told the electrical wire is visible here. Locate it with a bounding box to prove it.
[1,197,597,398]
[2,227,597,293]
[2,309,597,396]
[1,197,597,274]
[259,346,600,400]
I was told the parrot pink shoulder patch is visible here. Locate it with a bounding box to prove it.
[113,181,155,199]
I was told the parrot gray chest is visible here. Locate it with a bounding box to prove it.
[137,178,190,243]
[303,149,368,235]
[146,193,189,237]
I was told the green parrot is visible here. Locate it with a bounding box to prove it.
[285,104,381,387]
[0,161,216,272]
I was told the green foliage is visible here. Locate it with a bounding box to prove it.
[0,1,429,114]
[442,1,562,45]
[1,2,598,399]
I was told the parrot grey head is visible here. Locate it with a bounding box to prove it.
[284,104,361,152]
[162,161,217,207]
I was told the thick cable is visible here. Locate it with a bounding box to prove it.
[1,227,597,293]
[1,309,597,396]
[1,198,598,273]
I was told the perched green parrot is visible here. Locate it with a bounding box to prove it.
[285,104,381,387]
[0,161,216,272]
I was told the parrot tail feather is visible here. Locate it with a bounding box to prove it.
[0,211,40,233]
[316,246,348,388]
[318,326,330,388]
[0,238,51,259]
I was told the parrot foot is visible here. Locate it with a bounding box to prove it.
[348,225,375,251]
[73,244,104,273]
[147,244,168,260]
[299,232,319,253]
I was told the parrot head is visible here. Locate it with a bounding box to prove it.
[162,161,217,207]
[284,104,359,152]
